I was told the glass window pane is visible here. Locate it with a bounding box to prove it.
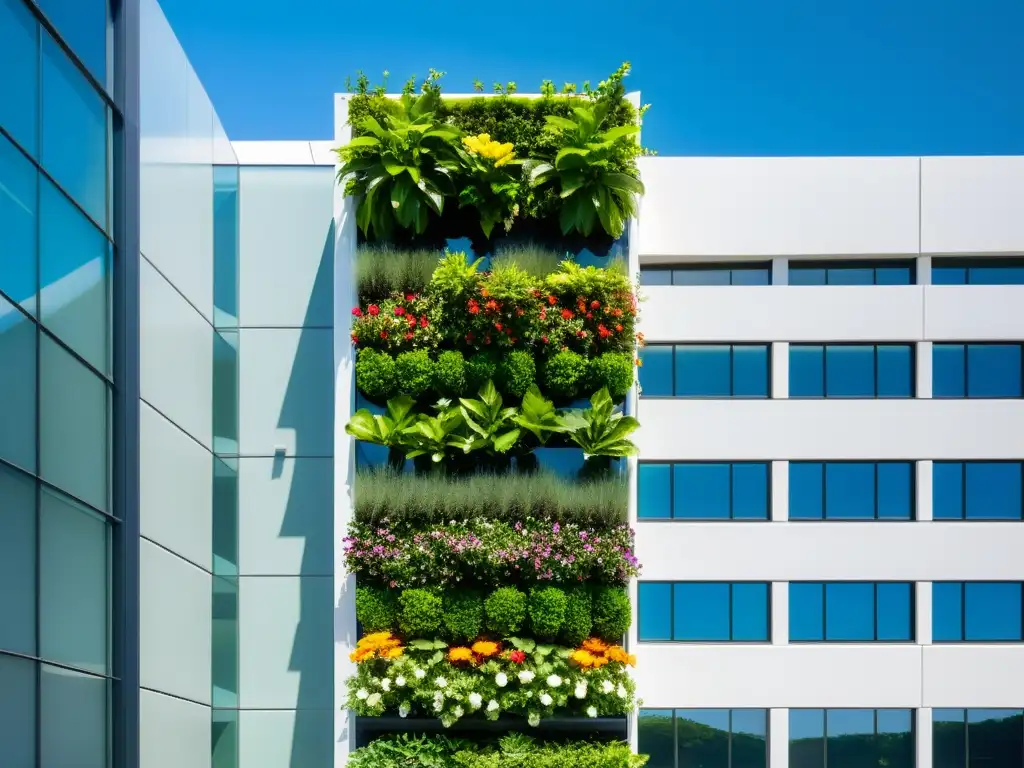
[40,336,109,511]
[678,709,729,766]
[0,294,38,473]
[733,463,769,520]
[676,345,731,397]
[933,344,966,397]
[790,463,823,520]
[732,710,769,768]
[967,344,1021,398]
[876,583,913,641]
[790,346,824,397]
[672,268,730,285]
[40,663,107,768]
[877,463,913,520]
[0,654,36,767]
[213,457,238,575]
[876,710,915,768]
[933,463,964,520]
[967,709,1024,768]
[825,463,875,519]
[0,465,36,655]
[213,330,239,454]
[639,269,672,286]
[40,486,109,674]
[827,266,874,285]
[732,583,770,641]
[639,345,673,397]
[732,268,772,286]
[876,266,913,285]
[790,583,824,641]
[40,179,110,374]
[675,583,730,640]
[212,709,239,768]
[826,345,875,397]
[933,583,963,641]
[826,709,876,768]
[733,345,769,397]
[825,583,874,641]
[789,267,826,286]
[41,32,108,229]
[932,709,966,768]
[213,165,239,326]
[637,710,674,768]
[965,583,1022,641]
[971,264,1024,285]
[932,266,966,285]
[877,345,912,397]
[0,135,38,313]
[790,709,825,768]
[0,0,39,156]
[966,463,1022,520]
[213,575,239,708]
[674,463,730,519]
[638,583,672,641]
[37,0,108,84]
[639,463,672,520]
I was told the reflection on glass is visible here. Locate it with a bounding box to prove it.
[637,710,674,768]
[933,344,966,397]
[793,710,914,768]
[675,463,730,519]
[0,293,38,473]
[0,654,37,767]
[40,663,107,768]
[638,582,672,641]
[0,135,38,312]
[932,709,966,768]
[0,0,39,156]
[676,345,731,397]
[827,709,876,768]
[638,463,671,519]
[966,709,1024,768]
[638,345,673,397]
[212,575,239,708]
[212,708,239,768]
[675,582,730,640]
[214,165,240,327]
[213,457,238,575]
[790,709,825,768]
[37,0,109,85]
[968,344,1022,397]
[0,464,36,655]
[213,331,239,454]
[678,709,729,766]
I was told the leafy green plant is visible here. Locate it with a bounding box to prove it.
[354,348,397,403]
[457,381,521,455]
[431,250,482,297]
[401,400,466,464]
[453,739,649,768]
[542,350,588,399]
[355,586,399,633]
[589,352,634,401]
[561,588,593,646]
[591,587,631,642]
[443,590,485,644]
[485,587,528,636]
[336,92,461,239]
[433,350,468,398]
[497,351,536,399]
[567,388,639,458]
[395,350,434,398]
[465,351,499,395]
[456,134,522,238]
[512,386,571,446]
[345,395,418,450]
[529,100,644,237]
[399,588,443,638]
[528,587,568,641]
[348,734,472,768]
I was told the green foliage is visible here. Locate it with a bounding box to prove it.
[356,244,440,300]
[348,734,472,768]
[394,349,435,398]
[490,244,564,279]
[591,587,631,642]
[567,388,640,458]
[453,738,649,768]
[457,381,521,455]
[345,395,417,448]
[513,386,572,446]
[589,352,634,400]
[355,586,398,633]
[528,587,568,641]
[400,399,466,464]
[432,350,468,398]
[560,588,593,646]
[485,587,528,636]
[354,348,397,403]
[399,588,443,638]
[542,350,589,399]
[456,135,521,238]
[442,590,485,643]
[465,351,499,395]
[497,350,536,399]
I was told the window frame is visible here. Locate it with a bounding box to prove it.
[932,257,1024,285]
[641,262,773,286]
[788,259,917,285]
[789,581,916,643]
[788,461,916,521]
[638,460,772,522]
[640,708,771,768]
[932,461,1024,521]
[789,342,916,399]
[790,708,917,766]
[639,581,772,643]
[932,581,1024,643]
[932,342,1024,400]
[639,343,772,399]
[932,708,1024,768]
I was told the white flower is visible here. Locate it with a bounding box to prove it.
[601,680,614,694]
[380,678,391,692]
[435,677,448,689]
[546,674,562,688]
[587,706,598,718]
[399,703,410,718]
[414,668,426,680]
[574,681,588,699]
[519,670,535,684]
[441,716,453,728]
[453,706,464,718]
[528,712,541,727]
[487,699,499,712]
[433,701,444,713]
[468,693,483,709]
[540,693,553,706]
[367,693,381,707]
[395,675,407,688]
[617,684,627,699]
[434,691,444,704]
[495,672,508,688]
[356,688,369,701]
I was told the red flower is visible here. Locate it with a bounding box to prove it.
[350,333,359,344]
[540,309,547,320]
[598,324,612,339]
[405,294,416,302]
[560,309,573,321]
[405,332,414,340]
[509,650,527,664]
[515,307,524,317]
[469,303,480,315]
[379,331,388,339]
[612,308,623,318]
[495,323,503,332]
[407,315,417,327]
[586,312,593,320]
[394,306,405,316]
[485,299,499,312]
[368,304,380,317]
[351,307,363,317]
[591,300,600,309]
[577,330,588,338]
[616,324,624,332]
[547,295,557,305]
[541,336,549,344]
[419,316,429,328]
[465,332,475,342]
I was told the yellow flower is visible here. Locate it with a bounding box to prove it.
[359,631,394,648]
[350,646,375,663]
[606,645,629,664]
[626,654,637,668]
[448,646,475,663]
[570,649,596,668]
[592,655,610,668]
[383,646,405,659]
[581,638,609,654]
[463,133,515,165]
[471,640,500,658]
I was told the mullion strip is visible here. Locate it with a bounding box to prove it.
[961,463,968,520]
[728,463,734,520]
[873,345,879,397]
[963,344,970,398]
[960,583,967,642]
[727,709,733,768]
[873,583,879,641]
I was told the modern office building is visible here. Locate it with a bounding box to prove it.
[2,1,1023,768]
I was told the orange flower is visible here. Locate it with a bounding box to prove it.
[626,654,638,668]
[606,645,629,664]
[360,632,394,647]
[448,647,475,663]
[472,641,500,658]
[570,649,597,668]
[383,646,405,659]
[582,638,609,654]
[349,646,374,663]
[592,655,610,668]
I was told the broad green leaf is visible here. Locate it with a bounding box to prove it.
[359,116,388,139]
[544,115,579,132]
[492,428,521,453]
[600,124,640,143]
[409,639,438,651]
[345,410,382,443]
[508,637,536,653]
[554,147,589,171]
[345,135,381,149]
[602,172,645,195]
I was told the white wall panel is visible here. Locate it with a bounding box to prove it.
[239,709,333,768]
[924,286,1024,340]
[923,646,1024,707]
[140,689,210,768]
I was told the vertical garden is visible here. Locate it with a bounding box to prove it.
[337,64,650,767]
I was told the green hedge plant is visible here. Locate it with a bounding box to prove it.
[485,587,527,636]
[395,349,435,398]
[354,348,397,403]
[443,590,484,644]
[542,350,588,399]
[591,587,631,642]
[497,350,536,399]
[560,587,594,646]
[432,350,468,398]
[589,352,634,401]
[399,589,443,638]
[355,586,398,633]
[528,586,568,641]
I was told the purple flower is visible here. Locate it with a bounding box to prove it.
[552,523,560,533]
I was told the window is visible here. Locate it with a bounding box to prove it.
[0,0,40,157]
[40,663,108,768]
[789,260,916,285]
[37,0,110,86]
[639,344,770,398]
[933,343,1023,398]
[0,134,38,312]
[639,462,770,520]
[789,344,914,398]
[933,582,1024,642]
[639,582,770,642]
[0,465,36,655]
[790,582,914,641]
[214,165,240,327]
[0,293,38,474]
[641,263,772,286]
[934,462,1023,520]
[789,462,914,520]
[933,709,1024,768]
[790,709,915,768]
[933,258,1024,285]
[0,654,36,766]
[640,709,769,768]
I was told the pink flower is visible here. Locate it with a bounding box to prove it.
[351,307,363,317]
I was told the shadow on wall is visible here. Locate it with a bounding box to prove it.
[275,219,335,768]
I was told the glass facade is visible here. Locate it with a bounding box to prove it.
[639,344,770,398]
[934,462,1024,520]
[933,582,1024,642]
[789,462,914,520]
[933,343,1023,398]
[790,709,915,768]
[933,709,1024,768]
[789,260,916,285]
[639,462,770,520]
[790,344,914,398]
[933,258,1024,285]
[639,709,769,768]
[638,582,770,642]
[641,263,772,286]
[789,582,914,642]
[0,2,121,767]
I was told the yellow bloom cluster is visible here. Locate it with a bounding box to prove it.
[463,134,515,166]
[350,632,404,663]
[571,638,637,669]
[471,640,500,658]
[448,646,475,663]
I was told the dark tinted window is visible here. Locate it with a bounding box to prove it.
[790,582,914,641]
[789,261,915,285]
[933,258,1024,285]
[933,462,1023,520]
[639,709,769,768]
[789,462,914,520]
[933,344,1023,398]
[639,344,770,398]
[791,710,915,768]
[790,345,913,398]
[641,263,772,286]
[933,709,1024,768]
[933,582,1024,642]
[639,582,770,642]
[639,462,770,520]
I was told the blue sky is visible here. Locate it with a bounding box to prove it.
[160,0,1024,156]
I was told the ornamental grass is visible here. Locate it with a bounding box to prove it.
[357,245,441,300]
